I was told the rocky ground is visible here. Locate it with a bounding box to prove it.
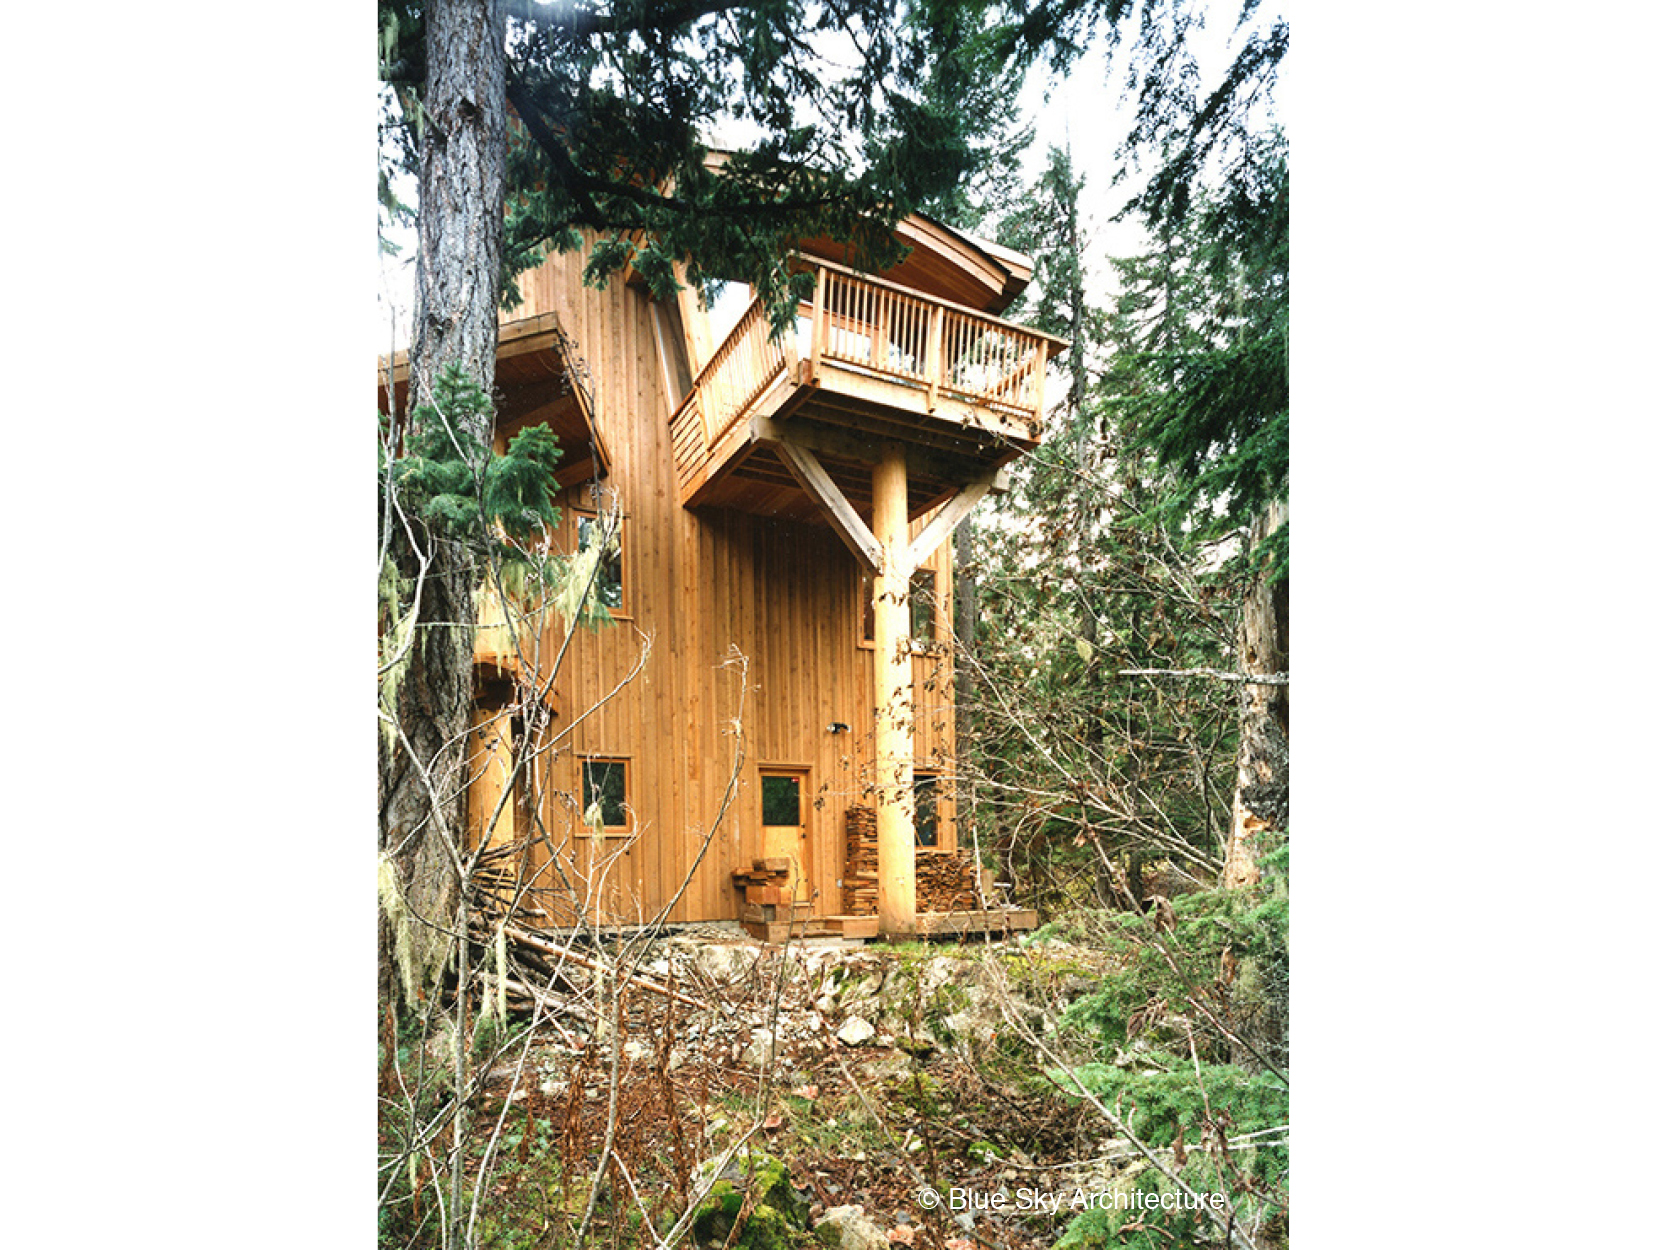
[460,926,1128,1250]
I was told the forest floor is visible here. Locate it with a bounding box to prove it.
[384,891,1289,1250]
[454,929,1124,1250]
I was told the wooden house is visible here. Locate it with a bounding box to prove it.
[380,213,1064,940]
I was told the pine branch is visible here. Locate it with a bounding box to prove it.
[505,69,859,231]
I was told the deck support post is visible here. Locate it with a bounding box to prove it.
[872,442,917,938]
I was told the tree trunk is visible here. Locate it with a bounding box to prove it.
[379,0,507,1018]
[410,0,507,412]
[1222,500,1288,888]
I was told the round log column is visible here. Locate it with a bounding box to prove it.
[872,443,916,937]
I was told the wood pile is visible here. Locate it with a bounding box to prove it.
[458,845,702,1033]
[731,858,810,942]
[469,840,550,924]
[842,805,988,914]
[842,807,878,914]
[730,857,795,906]
[917,848,985,912]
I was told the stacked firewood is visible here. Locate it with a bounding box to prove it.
[842,807,878,914]
[730,857,795,906]
[842,806,986,914]
[917,848,984,912]
[469,842,550,925]
[731,858,809,941]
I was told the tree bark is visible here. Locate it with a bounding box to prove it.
[380,0,507,1017]
[410,0,507,412]
[1222,499,1288,888]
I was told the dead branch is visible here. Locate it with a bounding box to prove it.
[1119,666,1289,686]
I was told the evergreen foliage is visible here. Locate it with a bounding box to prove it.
[381,0,1037,330]
[1049,840,1289,1248]
[392,363,565,547]
[375,5,1292,1243]
[961,144,1249,901]
[1121,132,1288,573]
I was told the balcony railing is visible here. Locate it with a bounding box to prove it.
[670,258,1055,493]
[809,259,1051,427]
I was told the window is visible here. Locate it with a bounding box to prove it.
[860,568,940,646]
[650,299,694,411]
[914,771,942,848]
[859,569,875,646]
[576,513,625,612]
[581,758,629,831]
[910,569,938,643]
[761,773,801,826]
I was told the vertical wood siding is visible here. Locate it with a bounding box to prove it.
[499,247,958,925]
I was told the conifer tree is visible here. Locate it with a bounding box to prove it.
[960,146,1242,901]
[1121,134,1288,885]
[379,0,509,1029]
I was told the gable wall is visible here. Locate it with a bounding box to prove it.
[503,246,956,926]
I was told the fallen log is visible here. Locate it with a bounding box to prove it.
[498,921,708,1011]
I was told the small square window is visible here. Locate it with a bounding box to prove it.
[581,758,629,830]
[860,568,938,646]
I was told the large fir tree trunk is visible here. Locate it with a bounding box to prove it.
[379,0,507,1017]
[1222,500,1289,888]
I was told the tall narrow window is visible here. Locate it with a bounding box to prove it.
[859,568,875,646]
[650,299,694,411]
[581,758,629,831]
[576,513,625,612]
[910,569,938,643]
[914,771,941,848]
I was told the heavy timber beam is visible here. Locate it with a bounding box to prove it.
[872,443,916,937]
[904,467,1007,573]
[764,419,1009,575]
[753,412,995,487]
[772,440,883,571]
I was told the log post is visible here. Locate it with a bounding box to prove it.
[872,443,916,937]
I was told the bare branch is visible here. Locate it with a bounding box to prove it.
[1120,666,1289,686]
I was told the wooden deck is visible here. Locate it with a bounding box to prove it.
[739,909,1040,944]
[671,258,1065,523]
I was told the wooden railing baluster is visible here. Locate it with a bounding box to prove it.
[671,257,1055,465]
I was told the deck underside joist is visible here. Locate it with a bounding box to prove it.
[378,312,611,487]
[679,370,1034,523]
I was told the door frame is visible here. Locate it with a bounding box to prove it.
[758,765,813,904]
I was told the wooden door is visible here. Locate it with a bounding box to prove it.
[760,770,810,903]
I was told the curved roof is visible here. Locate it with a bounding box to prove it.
[696,149,1038,315]
[795,211,1035,315]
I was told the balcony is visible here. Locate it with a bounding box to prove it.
[670,258,1065,524]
